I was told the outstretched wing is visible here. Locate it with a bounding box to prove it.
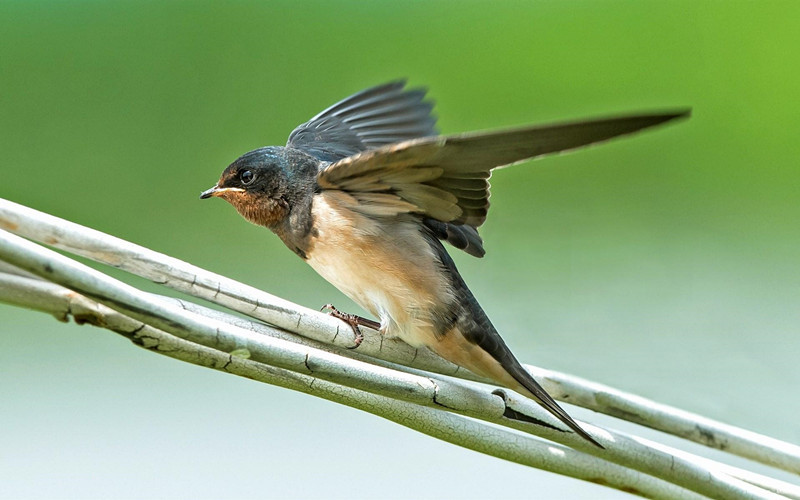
[287,80,437,163]
[288,80,481,254]
[318,110,690,254]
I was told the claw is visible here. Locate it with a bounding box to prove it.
[320,303,377,349]
[347,326,365,350]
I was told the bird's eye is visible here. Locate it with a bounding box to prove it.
[240,170,254,185]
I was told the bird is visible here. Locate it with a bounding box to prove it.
[200,80,689,447]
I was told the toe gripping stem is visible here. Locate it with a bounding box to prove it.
[321,304,380,349]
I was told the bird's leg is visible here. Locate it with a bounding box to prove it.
[320,304,381,349]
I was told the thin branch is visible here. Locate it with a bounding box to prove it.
[4,271,798,500]
[16,272,799,499]
[525,366,800,476]
[0,232,793,500]
[0,272,713,500]
[0,199,800,480]
[2,198,798,477]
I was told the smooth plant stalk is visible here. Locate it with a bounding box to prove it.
[1,197,798,476]
[0,232,791,500]
[4,273,710,499]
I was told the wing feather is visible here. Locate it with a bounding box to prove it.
[394,183,460,221]
[287,80,492,255]
[287,81,438,162]
[318,110,690,234]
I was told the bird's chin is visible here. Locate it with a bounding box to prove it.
[224,194,287,229]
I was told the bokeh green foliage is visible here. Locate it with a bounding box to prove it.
[1,2,798,498]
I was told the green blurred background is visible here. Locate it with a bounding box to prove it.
[1,1,798,498]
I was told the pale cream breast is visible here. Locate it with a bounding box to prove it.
[305,191,453,347]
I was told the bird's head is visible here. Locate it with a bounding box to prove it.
[200,147,293,228]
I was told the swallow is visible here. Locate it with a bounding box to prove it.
[201,81,689,447]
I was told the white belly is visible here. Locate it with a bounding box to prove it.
[305,192,453,347]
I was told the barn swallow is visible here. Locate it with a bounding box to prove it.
[201,81,689,447]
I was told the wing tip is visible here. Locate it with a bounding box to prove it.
[621,107,692,138]
[650,107,692,124]
[379,78,408,92]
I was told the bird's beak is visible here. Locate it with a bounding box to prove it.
[200,185,219,199]
[200,185,246,200]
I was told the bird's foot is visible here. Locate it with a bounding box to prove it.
[320,304,380,349]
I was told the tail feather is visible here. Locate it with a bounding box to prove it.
[428,231,604,448]
[509,365,604,448]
